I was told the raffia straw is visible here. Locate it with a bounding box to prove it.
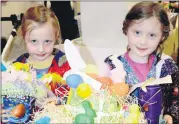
[142,89,161,107]
[133,89,162,107]
[33,85,146,123]
[33,102,74,123]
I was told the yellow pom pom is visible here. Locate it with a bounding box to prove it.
[23,63,30,71]
[12,62,30,71]
[41,73,63,85]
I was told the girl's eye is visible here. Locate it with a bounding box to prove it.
[135,31,140,35]
[44,40,52,44]
[149,33,157,40]
[31,40,37,44]
[150,33,156,37]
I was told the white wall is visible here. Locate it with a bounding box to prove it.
[79,2,137,71]
[81,2,137,49]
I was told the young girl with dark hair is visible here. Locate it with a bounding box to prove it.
[105,2,178,124]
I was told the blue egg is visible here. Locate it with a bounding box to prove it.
[1,62,7,72]
[66,74,83,88]
[35,116,50,124]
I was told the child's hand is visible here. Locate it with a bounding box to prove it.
[171,51,178,62]
[164,114,173,124]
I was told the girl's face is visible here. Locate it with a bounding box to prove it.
[127,17,163,63]
[25,22,56,61]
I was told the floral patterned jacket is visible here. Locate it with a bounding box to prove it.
[105,53,179,124]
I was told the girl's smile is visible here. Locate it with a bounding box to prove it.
[136,47,148,51]
[36,54,46,57]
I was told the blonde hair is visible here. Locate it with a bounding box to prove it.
[18,5,61,42]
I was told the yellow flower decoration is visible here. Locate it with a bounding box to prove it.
[12,62,30,72]
[41,73,64,85]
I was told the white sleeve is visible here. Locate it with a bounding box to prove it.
[156,53,172,78]
[98,62,111,77]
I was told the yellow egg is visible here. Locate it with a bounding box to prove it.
[129,104,141,123]
[76,83,92,99]
[124,115,134,123]
[130,104,140,113]
[130,113,140,123]
[125,114,140,123]
[85,64,98,74]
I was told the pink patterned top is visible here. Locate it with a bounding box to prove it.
[124,52,155,82]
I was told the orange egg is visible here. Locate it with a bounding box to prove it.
[11,103,26,118]
[87,73,99,80]
[97,77,113,89]
[110,82,129,96]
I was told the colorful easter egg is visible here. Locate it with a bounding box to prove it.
[128,104,140,123]
[11,104,26,118]
[77,83,92,99]
[1,62,6,72]
[110,82,129,96]
[125,114,139,123]
[74,114,94,124]
[130,104,140,113]
[124,115,134,123]
[66,74,83,88]
[97,77,113,88]
[87,73,99,80]
[35,116,50,124]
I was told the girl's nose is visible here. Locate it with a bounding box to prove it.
[140,36,147,45]
[38,44,44,52]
